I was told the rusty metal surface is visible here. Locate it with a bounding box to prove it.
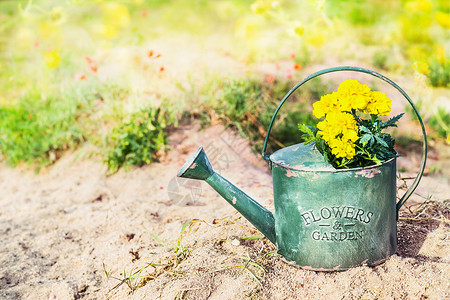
[272,152,397,270]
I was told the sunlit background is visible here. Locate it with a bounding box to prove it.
[0,0,448,171]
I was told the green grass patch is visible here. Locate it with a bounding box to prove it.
[427,60,450,88]
[428,108,450,141]
[0,89,85,168]
[104,106,175,174]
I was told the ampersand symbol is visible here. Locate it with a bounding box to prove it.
[333,221,342,231]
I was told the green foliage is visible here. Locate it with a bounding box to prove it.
[0,91,85,168]
[428,108,450,141]
[405,100,449,141]
[105,107,174,174]
[325,0,387,25]
[427,60,450,88]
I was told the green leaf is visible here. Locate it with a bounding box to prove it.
[359,125,371,133]
[381,113,404,129]
[298,124,316,144]
[298,123,313,135]
[374,135,389,148]
[360,133,372,145]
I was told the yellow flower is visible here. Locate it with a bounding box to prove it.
[317,111,359,159]
[313,79,372,118]
[294,25,305,36]
[366,91,392,116]
[405,0,432,13]
[101,2,130,39]
[329,138,356,160]
[44,49,61,68]
[306,32,325,47]
[337,79,371,111]
[313,92,339,118]
[102,2,130,28]
[434,45,446,63]
[251,1,269,15]
[39,21,60,39]
[435,11,450,29]
[413,61,431,75]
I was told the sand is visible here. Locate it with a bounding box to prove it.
[0,122,449,300]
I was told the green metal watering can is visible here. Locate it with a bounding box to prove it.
[177,66,427,271]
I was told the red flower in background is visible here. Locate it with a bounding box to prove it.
[75,72,86,80]
[294,63,302,70]
[141,11,147,18]
[266,75,275,84]
[85,56,98,73]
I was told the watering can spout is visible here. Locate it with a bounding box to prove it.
[177,147,276,244]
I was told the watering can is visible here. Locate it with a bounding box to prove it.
[177,66,427,271]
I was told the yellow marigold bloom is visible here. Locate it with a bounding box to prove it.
[435,11,450,29]
[317,111,359,159]
[337,79,371,111]
[313,79,373,118]
[313,92,339,118]
[366,91,392,116]
[44,49,61,68]
[329,138,356,160]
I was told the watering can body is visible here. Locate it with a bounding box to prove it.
[178,67,427,271]
[270,143,397,270]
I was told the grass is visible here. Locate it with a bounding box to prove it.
[104,106,175,174]
[0,88,86,168]
[104,219,201,294]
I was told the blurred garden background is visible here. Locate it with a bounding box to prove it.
[1,1,450,298]
[0,0,448,172]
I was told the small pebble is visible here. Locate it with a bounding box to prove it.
[438,233,447,240]
[231,239,240,246]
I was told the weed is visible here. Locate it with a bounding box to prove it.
[104,106,175,174]
[236,256,265,288]
[427,60,450,88]
[104,220,200,294]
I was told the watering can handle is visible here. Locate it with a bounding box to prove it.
[261,66,427,212]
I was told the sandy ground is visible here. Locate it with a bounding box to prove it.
[0,122,449,300]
